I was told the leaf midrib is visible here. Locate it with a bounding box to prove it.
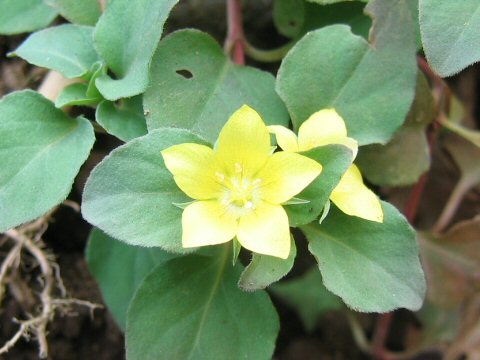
[0,122,78,197]
[187,248,229,359]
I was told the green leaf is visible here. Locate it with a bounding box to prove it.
[277,0,418,145]
[0,90,95,232]
[270,267,344,332]
[418,217,480,308]
[12,24,99,79]
[419,0,480,77]
[303,201,426,312]
[273,0,372,42]
[126,247,279,360]
[239,237,296,291]
[285,144,353,227]
[93,0,179,100]
[273,0,305,38]
[86,227,175,330]
[95,97,147,142]
[357,72,434,186]
[0,0,57,35]
[81,128,208,253]
[406,0,422,51]
[144,29,290,143]
[45,0,101,25]
[55,83,102,108]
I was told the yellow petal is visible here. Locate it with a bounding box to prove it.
[330,164,384,222]
[298,108,350,151]
[162,143,222,200]
[237,202,290,259]
[216,105,271,177]
[257,151,322,204]
[268,125,299,152]
[182,201,237,248]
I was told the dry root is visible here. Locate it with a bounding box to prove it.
[0,203,101,358]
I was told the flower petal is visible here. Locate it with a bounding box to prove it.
[268,125,299,152]
[216,105,271,177]
[298,108,350,151]
[330,164,384,222]
[162,143,222,200]
[237,202,290,259]
[182,201,237,248]
[257,151,322,204]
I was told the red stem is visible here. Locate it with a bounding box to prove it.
[372,312,394,360]
[226,0,245,65]
[372,57,442,360]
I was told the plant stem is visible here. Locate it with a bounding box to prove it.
[371,312,394,360]
[243,40,293,63]
[226,0,245,65]
[370,57,444,360]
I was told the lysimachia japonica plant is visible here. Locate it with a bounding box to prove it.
[2,0,480,358]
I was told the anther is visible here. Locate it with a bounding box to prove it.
[215,171,225,182]
[234,162,243,173]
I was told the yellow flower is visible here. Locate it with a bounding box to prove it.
[161,105,322,259]
[269,109,383,223]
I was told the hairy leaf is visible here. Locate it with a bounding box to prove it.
[127,248,279,360]
[12,25,99,79]
[96,97,147,142]
[86,228,175,329]
[94,0,179,100]
[277,0,417,145]
[0,0,57,35]
[304,202,426,312]
[144,29,289,143]
[0,90,94,232]
[420,0,480,76]
[82,128,208,253]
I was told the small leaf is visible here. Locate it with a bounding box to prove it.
[86,227,175,330]
[0,90,95,232]
[303,201,426,312]
[277,0,418,145]
[239,237,296,291]
[45,0,101,26]
[0,0,57,35]
[126,248,279,360]
[93,0,179,100]
[270,267,344,332]
[55,83,102,108]
[144,29,290,143]
[419,0,480,77]
[274,0,371,41]
[95,97,147,142]
[285,144,353,227]
[81,128,208,253]
[12,24,99,79]
[357,72,435,186]
[419,217,480,308]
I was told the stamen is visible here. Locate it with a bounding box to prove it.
[215,171,225,182]
[234,162,243,173]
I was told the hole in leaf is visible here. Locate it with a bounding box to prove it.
[288,20,297,27]
[176,69,194,79]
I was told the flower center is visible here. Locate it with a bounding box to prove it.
[216,163,262,216]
